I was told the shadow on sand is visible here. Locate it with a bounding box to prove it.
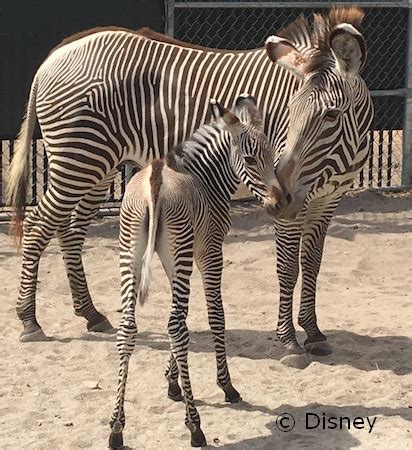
[59,328,412,376]
[195,401,412,449]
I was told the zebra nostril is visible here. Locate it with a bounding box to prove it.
[286,193,292,204]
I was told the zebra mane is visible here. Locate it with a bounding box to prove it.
[166,123,229,172]
[278,6,365,74]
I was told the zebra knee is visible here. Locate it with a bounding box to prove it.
[168,309,188,339]
[116,321,138,355]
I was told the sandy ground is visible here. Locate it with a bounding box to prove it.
[0,190,411,450]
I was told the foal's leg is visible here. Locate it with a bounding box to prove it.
[165,352,183,401]
[158,218,206,447]
[195,245,241,403]
[109,208,146,449]
[17,182,92,341]
[57,174,116,332]
[168,264,206,446]
[157,226,183,402]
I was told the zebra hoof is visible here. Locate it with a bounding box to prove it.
[88,318,116,333]
[305,341,332,356]
[190,427,207,447]
[168,381,183,402]
[219,382,242,403]
[283,340,305,355]
[20,324,50,342]
[108,431,123,449]
[280,353,311,369]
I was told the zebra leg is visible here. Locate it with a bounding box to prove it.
[156,220,185,404]
[298,203,338,356]
[57,175,116,333]
[109,285,138,449]
[169,298,206,447]
[165,352,183,401]
[109,210,146,448]
[158,219,205,446]
[274,219,304,357]
[196,247,241,403]
[17,185,90,342]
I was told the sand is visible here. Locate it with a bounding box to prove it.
[0,189,411,449]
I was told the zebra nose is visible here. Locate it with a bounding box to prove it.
[266,184,293,218]
[266,203,281,217]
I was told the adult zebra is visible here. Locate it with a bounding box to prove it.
[8,7,373,361]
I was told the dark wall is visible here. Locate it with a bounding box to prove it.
[0,0,165,137]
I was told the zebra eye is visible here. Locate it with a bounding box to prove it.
[244,156,257,165]
[324,109,340,121]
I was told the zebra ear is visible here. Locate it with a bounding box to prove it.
[329,24,367,79]
[265,36,307,79]
[210,99,243,135]
[234,94,263,129]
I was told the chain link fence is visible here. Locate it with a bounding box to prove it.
[1,1,411,215]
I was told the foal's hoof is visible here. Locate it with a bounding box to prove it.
[168,380,183,402]
[219,382,242,403]
[87,318,115,333]
[190,427,207,447]
[20,324,50,343]
[108,431,123,449]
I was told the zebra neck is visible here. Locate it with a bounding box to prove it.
[166,124,239,199]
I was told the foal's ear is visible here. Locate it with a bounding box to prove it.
[329,23,367,79]
[210,99,243,135]
[234,94,263,129]
[265,36,307,80]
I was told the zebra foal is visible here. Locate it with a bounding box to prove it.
[109,95,277,448]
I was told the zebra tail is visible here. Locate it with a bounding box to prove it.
[7,75,39,249]
[138,160,164,305]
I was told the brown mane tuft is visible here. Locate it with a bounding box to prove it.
[277,6,365,75]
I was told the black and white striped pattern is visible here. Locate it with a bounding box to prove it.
[262,8,374,360]
[7,8,373,360]
[109,97,277,448]
[7,27,292,342]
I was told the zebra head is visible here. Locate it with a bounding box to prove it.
[265,7,370,219]
[210,95,280,213]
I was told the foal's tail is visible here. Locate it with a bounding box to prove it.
[138,160,164,305]
[7,75,39,249]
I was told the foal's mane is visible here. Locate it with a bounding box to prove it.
[278,6,365,74]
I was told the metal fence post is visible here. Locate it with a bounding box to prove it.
[402,0,412,186]
[165,0,175,37]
